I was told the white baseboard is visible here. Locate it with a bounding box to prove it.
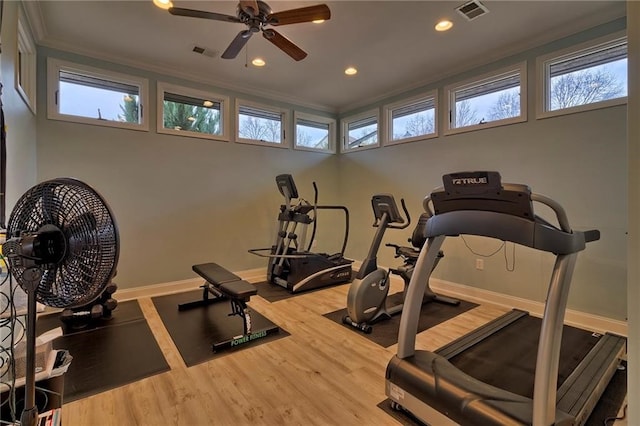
[116,268,266,301]
[117,264,627,338]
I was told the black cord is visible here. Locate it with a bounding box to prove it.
[603,403,627,425]
[460,235,516,271]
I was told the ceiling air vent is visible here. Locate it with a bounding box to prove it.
[456,0,489,21]
[192,45,217,58]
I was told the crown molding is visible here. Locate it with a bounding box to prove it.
[21,1,47,43]
[38,37,337,115]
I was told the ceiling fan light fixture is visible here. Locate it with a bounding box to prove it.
[252,58,266,67]
[435,20,453,31]
[153,0,173,10]
[344,67,358,76]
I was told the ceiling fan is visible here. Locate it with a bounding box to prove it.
[168,1,331,61]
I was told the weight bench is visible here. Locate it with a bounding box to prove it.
[179,262,280,352]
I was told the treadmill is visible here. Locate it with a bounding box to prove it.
[385,171,626,426]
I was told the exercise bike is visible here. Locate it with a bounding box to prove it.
[343,194,458,334]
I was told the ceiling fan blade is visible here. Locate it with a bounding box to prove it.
[267,4,331,26]
[222,30,254,59]
[239,0,260,16]
[168,7,241,23]
[262,29,307,61]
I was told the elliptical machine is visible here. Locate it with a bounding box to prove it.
[249,174,353,293]
[343,194,458,334]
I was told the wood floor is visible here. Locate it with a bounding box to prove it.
[58,278,507,426]
[58,277,618,426]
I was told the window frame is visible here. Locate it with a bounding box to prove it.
[536,32,628,119]
[157,82,230,142]
[293,111,336,154]
[444,61,527,136]
[383,90,438,146]
[235,99,289,148]
[16,8,36,114]
[47,58,149,131]
[341,108,380,153]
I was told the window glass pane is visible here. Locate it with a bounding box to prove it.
[163,91,221,135]
[548,43,627,111]
[453,73,521,128]
[296,119,329,150]
[238,105,282,143]
[58,71,140,123]
[391,98,435,140]
[347,116,377,148]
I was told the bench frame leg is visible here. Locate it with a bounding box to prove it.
[177,284,226,311]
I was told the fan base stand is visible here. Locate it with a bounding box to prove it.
[20,406,38,426]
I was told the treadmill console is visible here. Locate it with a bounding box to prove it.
[432,171,534,219]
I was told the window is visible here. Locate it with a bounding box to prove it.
[342,109,380,152]
[445,62,527,135]
[383,91,437,145]
[294,112,336,153]
[47,58,149,131]
[157,82,229,141]
[537,33,627,118]
[236,100,288,147]
[16,9,36,113]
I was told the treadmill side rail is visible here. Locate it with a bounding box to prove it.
[386,352,575,426]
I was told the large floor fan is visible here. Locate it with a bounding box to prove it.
[168,0,331,61]
[2,178,119,426]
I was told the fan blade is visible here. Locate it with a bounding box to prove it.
[267,4,330,26]
[262,29,307,61]
[239,0,260,16]
[222,30,254,59]
[168,7,241,23]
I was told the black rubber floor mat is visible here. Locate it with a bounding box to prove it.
[152,290,288,367]
[324,293,478,347]
[35,300,170,403]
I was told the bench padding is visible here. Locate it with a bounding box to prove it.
[193,262,241,284]
[192,262,257,299]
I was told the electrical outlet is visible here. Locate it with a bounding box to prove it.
[475,258,484,270]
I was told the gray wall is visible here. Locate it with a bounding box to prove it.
[1,1,37,215]
[34,19,627,323]
[338,18,627,320]
[36,48,341,288]
[626,2,638,423]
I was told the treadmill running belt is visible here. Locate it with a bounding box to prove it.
[448,315,599,398]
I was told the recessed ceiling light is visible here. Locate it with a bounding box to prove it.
[345,67,358,76]
[252,58,266,67]
[153,0,173,10]
[435,20,453,31]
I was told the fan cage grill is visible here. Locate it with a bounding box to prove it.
[7,178,119,308]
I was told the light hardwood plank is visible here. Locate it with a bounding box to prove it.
[58,283,518,425]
